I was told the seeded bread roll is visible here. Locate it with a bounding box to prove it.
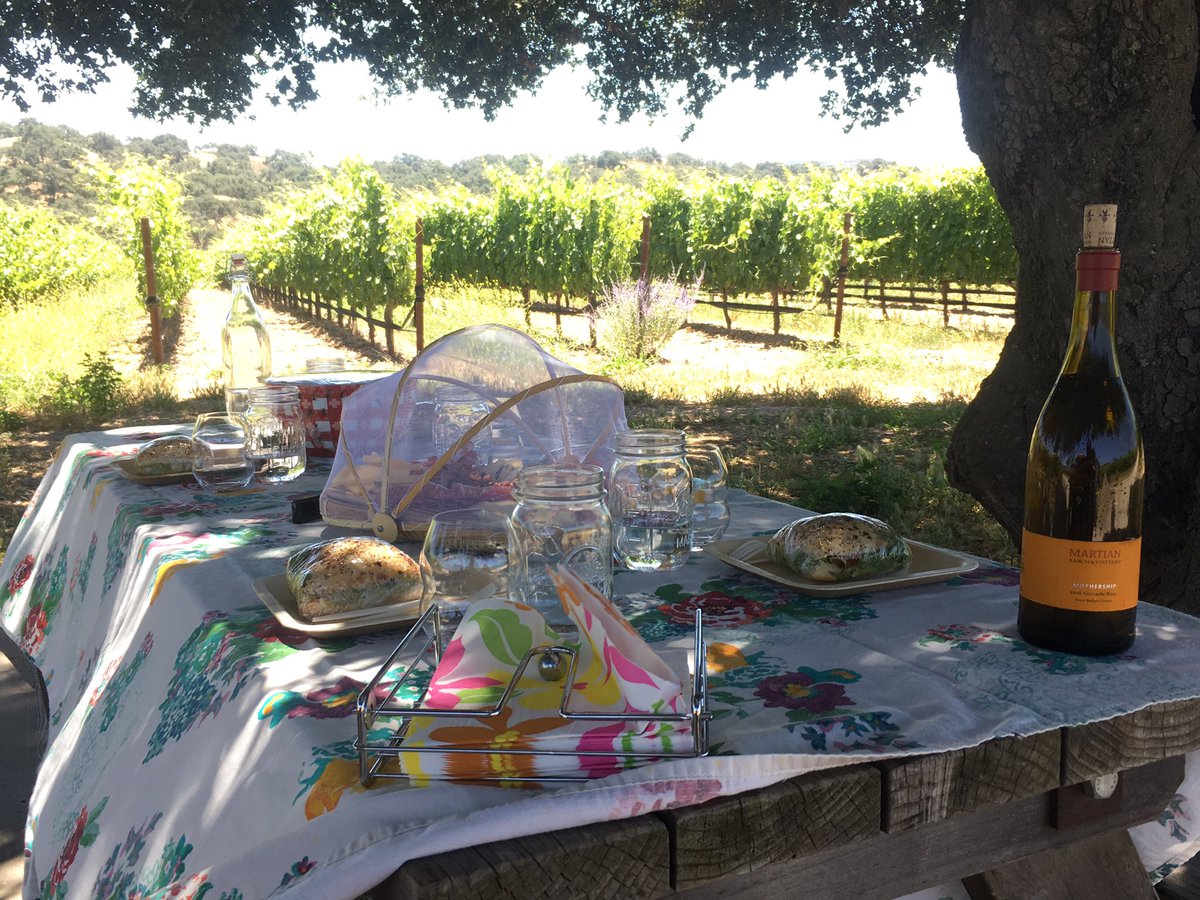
[135,436,194,476]
[767,513,911,583]
[286,536,423,620]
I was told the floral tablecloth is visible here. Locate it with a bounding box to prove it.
[3,426,1200,900]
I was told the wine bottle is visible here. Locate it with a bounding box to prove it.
[221,253,272,414]
[1018,204,1144,655]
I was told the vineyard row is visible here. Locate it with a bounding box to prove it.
[220,161,1017,322]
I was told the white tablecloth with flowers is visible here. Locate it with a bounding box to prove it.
[4,426,1200,900]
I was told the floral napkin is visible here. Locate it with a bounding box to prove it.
[398,566,691,781]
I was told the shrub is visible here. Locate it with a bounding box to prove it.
[594,277,696,361]
[46,352,124,426]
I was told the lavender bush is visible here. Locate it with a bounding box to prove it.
[594,277,697,361]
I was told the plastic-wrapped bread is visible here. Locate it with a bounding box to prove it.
[767,513,911,583]
[286,537,423,620]
[134,435,194,476]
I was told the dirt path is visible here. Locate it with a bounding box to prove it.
[159,287,397,398]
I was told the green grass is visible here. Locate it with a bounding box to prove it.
[0,277,142,413]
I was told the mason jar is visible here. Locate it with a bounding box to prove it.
[432,384,493,464]
[244,385,306,483]
[609,429,693,571]
[509,464,612,635]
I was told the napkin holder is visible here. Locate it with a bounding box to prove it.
[355,604,711,785]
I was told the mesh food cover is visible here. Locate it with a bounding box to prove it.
[321,325,627,540]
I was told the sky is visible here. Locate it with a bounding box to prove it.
[0,60,979,170]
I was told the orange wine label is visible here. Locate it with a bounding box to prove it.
[1020,530,1140,612]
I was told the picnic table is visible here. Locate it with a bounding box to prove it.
[4,425,1200,900]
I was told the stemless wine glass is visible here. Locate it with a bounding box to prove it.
[418,508,512,653]
[191,413,253,493]
[687,442,731,548]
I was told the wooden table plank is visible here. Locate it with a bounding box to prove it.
[670,756,1183,900]
[660,764,881,892]
[374,700,1197,899]
[963,829,1157,900]
[1062,698,1200,784]
[1158,852,1200,900]
[377,815,671,900]
[877,731,1061,832]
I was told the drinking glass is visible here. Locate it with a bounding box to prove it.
[191,413,253,493]
[419,508,511,653]
[687,443,730,548]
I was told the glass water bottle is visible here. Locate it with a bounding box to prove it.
[222,253,272,415]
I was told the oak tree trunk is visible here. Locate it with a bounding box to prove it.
[948,0,1200,611]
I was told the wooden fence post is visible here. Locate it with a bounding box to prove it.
[522,286,532,327]
[385,299,396,358]
[640,215,651,282]
[941,280,950,327]
[415,218,426,352]
[879,279,889,320]
[722,291,732,333]
[833,212,852,343]
[138,218,164,365]
[555,291,563,334]
[771,290,781,335]
[822,276,832,310]
[587,291,597,349]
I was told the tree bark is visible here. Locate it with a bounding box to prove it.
[949,0,1200,610]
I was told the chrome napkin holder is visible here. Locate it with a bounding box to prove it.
[355,604,711,785]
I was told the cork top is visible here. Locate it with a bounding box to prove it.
[1082,204,1117,248]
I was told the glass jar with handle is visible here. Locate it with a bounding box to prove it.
[609,429,693,571]
[687,442,730,548]
[432,384,493,464]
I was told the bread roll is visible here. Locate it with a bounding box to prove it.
[287,536,423,619]
[767,513,911,583]
[135,435,194,476]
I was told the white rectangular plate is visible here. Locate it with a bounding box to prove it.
[253,573,421,636]
[703,536,978,597]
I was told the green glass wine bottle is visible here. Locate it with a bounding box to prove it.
[1018,204,1144,656]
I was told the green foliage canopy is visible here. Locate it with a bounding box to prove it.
[92,161,202,314]
[0,2,963,130]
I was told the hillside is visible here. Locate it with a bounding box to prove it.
[0,118,904,247]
